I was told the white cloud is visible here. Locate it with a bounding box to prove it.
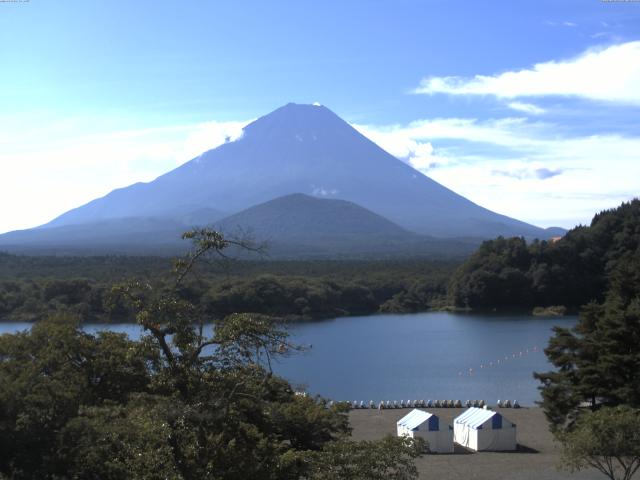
[312,187,338,197]
[181,120,247,161]
[507,102,546,115]
[414,41,640,104]
[353,123,453,172]
[0,117,250,233]
[353,118,640,228]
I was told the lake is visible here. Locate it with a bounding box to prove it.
[0,312,576,405]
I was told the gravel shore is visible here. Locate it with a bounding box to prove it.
[349,407,603,480]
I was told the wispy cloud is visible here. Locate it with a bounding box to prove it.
[354,117,640,227]
[492,166,563,180]
[355,117,549,152]
[545,21,578,27]
[413,41,640,105]
[506,102,546,115]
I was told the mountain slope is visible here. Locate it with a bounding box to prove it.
[40,103,558,239]
[0,218,190,255]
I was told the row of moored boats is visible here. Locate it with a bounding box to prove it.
[328,399,521,409]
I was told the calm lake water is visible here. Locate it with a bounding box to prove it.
[0,312,576,405]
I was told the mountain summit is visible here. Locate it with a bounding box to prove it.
[1,103,560,255]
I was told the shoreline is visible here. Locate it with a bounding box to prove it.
[0,306,576,325]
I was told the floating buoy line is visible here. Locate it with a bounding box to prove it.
[457,345,541,378]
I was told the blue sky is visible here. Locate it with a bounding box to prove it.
[1,0,639,233]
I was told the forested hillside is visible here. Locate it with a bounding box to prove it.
[449,200,640,310]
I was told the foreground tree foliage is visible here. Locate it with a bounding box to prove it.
[0,229,424,479]
[0,316,154,477]
[559,406,640,480]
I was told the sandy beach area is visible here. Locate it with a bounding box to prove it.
[349,407,603,480]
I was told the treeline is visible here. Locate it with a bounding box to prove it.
[0,256,456,323]
[0,252,170,281]
[449,199,640,310]
[207,273,450,319]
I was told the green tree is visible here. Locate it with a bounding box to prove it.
[0,315,152,478]
[305,436,425,480]
[559,406,640,480]
[535,255,640,431]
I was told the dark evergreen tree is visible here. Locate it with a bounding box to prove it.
[535,246,640,431]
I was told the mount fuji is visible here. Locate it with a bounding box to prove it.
[0,103,562,256]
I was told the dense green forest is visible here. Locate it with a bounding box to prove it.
[0,253,455,323]
[449,200,640,311]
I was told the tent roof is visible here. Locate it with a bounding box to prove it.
[454,407,499,430]
[397,409,434,430]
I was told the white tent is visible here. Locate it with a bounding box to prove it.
[397,409,454,453]
[453,407,517,451]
